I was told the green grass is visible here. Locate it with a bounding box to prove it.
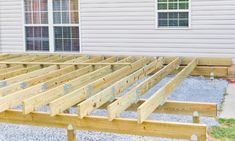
[210,118,235,141]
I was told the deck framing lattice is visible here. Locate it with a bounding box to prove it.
[0,53,232,141]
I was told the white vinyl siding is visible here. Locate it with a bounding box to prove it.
[80,0,235,57]
[0,0,234,57]
[0,0,24,52]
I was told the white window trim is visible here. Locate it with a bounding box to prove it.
[22,0,81,53]
[155,0,192,30]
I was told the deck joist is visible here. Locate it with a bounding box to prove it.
[0,54,232,141]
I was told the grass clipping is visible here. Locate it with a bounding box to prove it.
[210,118,235,141]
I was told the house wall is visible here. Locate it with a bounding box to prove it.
[0,0,234,57]
[0,0,24,52]
[80,0,235,57]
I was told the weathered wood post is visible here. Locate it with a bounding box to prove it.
[67,124,76,141]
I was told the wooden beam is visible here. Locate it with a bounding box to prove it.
[0,55,34,68]
[189,66,228,78]
[23,57,123,114]
[0,57,104,96]
[137,58,198,123]
[0,55,22,61]
[2,56,91,85]
[107,57,181,121]
[0,55,54,74]
[164,57,232,66]
[100,100,217,117]
[49,58,150,116]
[0,110,207,141]
[0,58,112,112]
[0,56,77,80]
[0,62,131,66]
[67,124,76,141]
[193,111,200,124]
[77,58,164,118]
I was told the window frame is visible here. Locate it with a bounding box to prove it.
[22,0,80,53]
[23,0,50,52]
[52,0,80,52]
[155,0,192,30]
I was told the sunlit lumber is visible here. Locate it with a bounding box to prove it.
[77,57,164,118]
[49,58,150,116]
[107,58,181,121]
[137,58,198,123]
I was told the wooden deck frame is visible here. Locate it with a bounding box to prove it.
[137,58,198,123]
[0,54,232,141]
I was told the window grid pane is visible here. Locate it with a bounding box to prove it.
[53,0,79,24]
[54,26,79,52]
[158,12,188,27]
[24,0,80,52]
[157,0,189,10]
[26,27,49,51]
[53,0,80,52]
[156,0,189,28]
[24,0,48,24]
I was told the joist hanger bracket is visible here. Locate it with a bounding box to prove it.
[85,85,93,97]
[64,83,72,94]
[109,86,116,102]
[135,89,141,104]
[20,82,27,89]
[0,80,7,88]
[41,83,48,92]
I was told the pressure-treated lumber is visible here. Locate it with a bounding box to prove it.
[0,58,113,112]
[193,111,200,124]
[0,55,53,74]
[0,56,78,80]
[0,62,131,66]
[77,57,164,118]
[1,56,90,85]
[0,54,231,141]
[0,110,207,141]
[23,57,127,114]
[137,58,198,123]
[107,58,180,121]
[100,100,217,118]
[0,55,36,68]
[0,54,22,61]
[164,57,232,66]
[49,58,150,116]
[67,124,76,141]
[0,57,104,96]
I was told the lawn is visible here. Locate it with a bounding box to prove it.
[210,118,235,141]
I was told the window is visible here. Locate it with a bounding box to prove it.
[24,0,49,51]
[25,27,49,51]
[53,0,79,24]
[24,0,79,52]
[25,0,48,24]
[54,27,79,51]
[156,0,190,28]
[53,0,79,52]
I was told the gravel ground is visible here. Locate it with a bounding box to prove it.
[0,76,228,141]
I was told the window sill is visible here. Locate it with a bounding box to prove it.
[155,27,191,30]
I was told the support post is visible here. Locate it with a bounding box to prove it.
[190,134,198,141]
[193,111,200,124]
[67,124,76,141]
